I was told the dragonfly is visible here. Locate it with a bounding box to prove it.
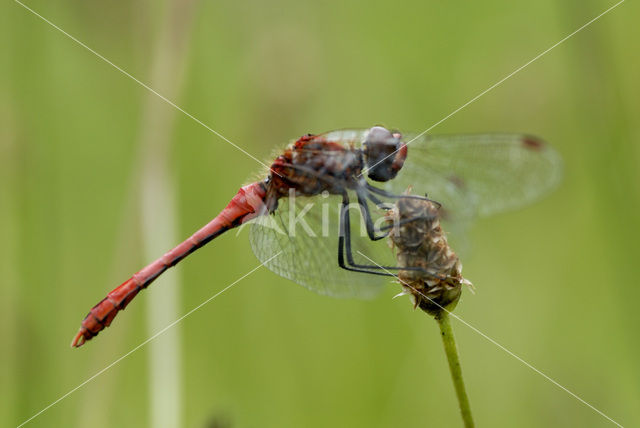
[71,126,561,347]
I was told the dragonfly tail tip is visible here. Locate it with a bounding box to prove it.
[71,329,86,348]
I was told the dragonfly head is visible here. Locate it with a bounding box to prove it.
[363,126,407,182]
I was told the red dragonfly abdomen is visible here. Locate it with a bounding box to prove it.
[71,181,267,347]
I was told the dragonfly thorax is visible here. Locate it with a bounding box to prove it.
[267,135,365,199]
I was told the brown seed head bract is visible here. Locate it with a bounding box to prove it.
[387,195,472,316]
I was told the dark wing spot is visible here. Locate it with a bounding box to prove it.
[522,135,544,150]
[448,174,465,189]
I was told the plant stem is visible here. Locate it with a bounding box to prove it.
[436,311,474,428]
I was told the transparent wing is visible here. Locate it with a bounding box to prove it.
[387,133,562,217]
[308,130,562,218]
[249,130,562,297]
[249,191,398,299]
[316,129,370,146]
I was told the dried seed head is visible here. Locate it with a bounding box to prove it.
[387,196,471,316]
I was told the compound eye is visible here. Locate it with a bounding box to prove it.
[366,126,393,145]
[364,126,404,182]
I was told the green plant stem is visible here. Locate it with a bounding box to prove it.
[436,311,474,428]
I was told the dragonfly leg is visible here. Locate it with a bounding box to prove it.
[364,191,392,209]
[365,182,442,208]
[378,214,438,232]
[356,184,437,237]
[338,193,395,277]
[338,193,446,280]
[360,183,440,232]
[355,187,388,241]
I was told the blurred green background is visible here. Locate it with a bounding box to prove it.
[2,0,639,427]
